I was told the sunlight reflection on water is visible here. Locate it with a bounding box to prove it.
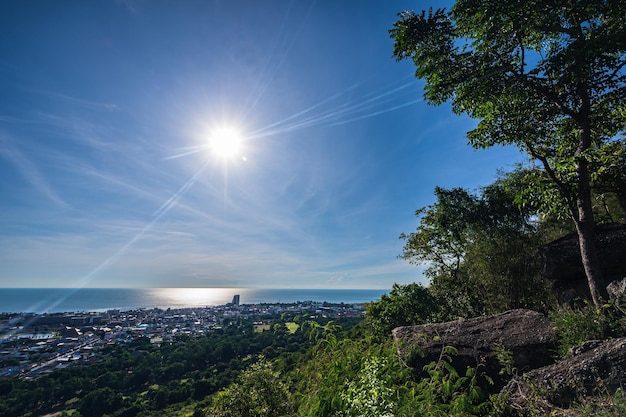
[145,288,239,308]
[0,288,388,314]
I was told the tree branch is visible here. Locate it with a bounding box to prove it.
[519,76,579,118]
[526,143,577,220]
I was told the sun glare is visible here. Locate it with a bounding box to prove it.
[209,127,243,159]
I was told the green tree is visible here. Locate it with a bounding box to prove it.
[400,187,483,318]
[399,173,548,319]
[591,139,626,220]
[208,359,293,417]
[391,1,626,306]
[465,176,550,313]
[78,387,123,417]
[365,282,436,337]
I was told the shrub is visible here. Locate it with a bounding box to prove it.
[550,300,626,358]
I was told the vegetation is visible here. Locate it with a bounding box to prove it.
[365,282,436,338]
[1,283,625,417]
[208,359,293,417]
[0,317,356,417]
[390,0,626,306]
[1,1,625,416]
[550,299,626,358]
[398,171,553,321]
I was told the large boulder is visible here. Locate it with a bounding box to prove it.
[503,337,626,416]
[392,309,557,389]
[541,223,626,300]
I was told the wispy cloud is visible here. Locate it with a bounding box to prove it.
[20,87,119,112]
[0,131,68,208]
[115,0,143,14]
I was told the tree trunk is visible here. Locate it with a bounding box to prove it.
[574,208,608,306]
[574,104,609,307]
[617,191,626,216]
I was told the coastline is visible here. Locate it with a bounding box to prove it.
[0,287,389,314]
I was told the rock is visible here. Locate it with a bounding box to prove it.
[392,309,557,389]
[568,339,603,357]
[607,277,626,300]
[503,337,626,416]
[541,223,626,301]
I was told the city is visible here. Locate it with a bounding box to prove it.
[0,296,366,379]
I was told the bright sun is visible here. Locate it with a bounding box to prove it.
[208,127,243,159]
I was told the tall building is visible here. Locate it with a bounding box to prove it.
[231,294,240,306]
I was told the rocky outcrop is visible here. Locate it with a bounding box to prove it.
[541,223,626,300]
[392,309,557,389]
[393,309,626,416]
[503,337,626,416]
[608,277,626,302]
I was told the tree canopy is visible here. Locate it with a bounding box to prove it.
[398,171,550,320]
[391,0,626,306]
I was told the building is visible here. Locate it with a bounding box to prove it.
[231,295,240,306]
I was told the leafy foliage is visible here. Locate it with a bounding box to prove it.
[399,171,551,320]
[578,388,626,417]
[0,318,322,417]
[391,0,626,306]
[293,334,402,417]
[339,357,396,417]
[79,387,123,417]
[3,300,624,417]
[365,282,436,338]
[550,299,626,358]
[590,139,626,222]
[206,359,293,417]
[3,3,626,415]
[406,345,495,417]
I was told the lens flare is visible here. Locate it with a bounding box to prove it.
[209,127,242,158]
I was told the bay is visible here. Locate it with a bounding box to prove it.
[0,288,388,314]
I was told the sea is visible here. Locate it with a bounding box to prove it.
[0,288,389,314]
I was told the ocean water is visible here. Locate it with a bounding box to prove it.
[0,288,389,314]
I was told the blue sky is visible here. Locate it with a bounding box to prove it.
[0,1,524,289]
